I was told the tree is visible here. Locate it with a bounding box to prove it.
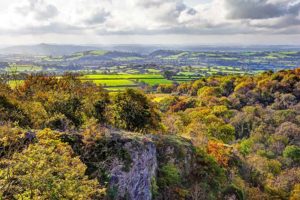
[52,97,84,128]
[91,91,110,124]
[0,95,31,127]
[157,84,175,93]
[275,122,300,144]
[0,129,102,199]
[283,145,300,162]
[163,70,176,80]
[290,184,300,200]
[111,89,160,133]
[272,92,297,110]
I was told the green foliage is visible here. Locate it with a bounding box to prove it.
[151,177,159,198]
[214,124,235,143]
[52,97,83,127]
[239,139,254,156]
[192,148,226,191]
[107,186,118,200]
[1,68,300,199]
[158,164,180,187]
[93,96,110,123]
[0,124,28,158]
[222,184,245,200]
[0,129,101,199]
[0,95,31,127]
[45,113,71,130]
[283,145,300,161]
[111,89,160,133]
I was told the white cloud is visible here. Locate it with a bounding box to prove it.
[0,0,299,44]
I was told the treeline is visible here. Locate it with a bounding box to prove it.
[0,74,160,133]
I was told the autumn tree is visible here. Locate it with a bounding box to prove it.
[111,89,160,133]
[0,129,102,199]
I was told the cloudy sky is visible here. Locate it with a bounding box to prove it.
[0,0,299,45]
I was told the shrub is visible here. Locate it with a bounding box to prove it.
[283,145,300,161]
[158,164,180,187]
[223,184,245,200]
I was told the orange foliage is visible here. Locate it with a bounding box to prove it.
[207,140,231,167]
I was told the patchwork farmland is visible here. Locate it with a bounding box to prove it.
[79,74,179,91]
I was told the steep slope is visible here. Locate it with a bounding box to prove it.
[63,129,238,200]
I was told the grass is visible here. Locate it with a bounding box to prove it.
[82,74,163,79]
[113,57,143,61]
[89,50,108,56]
[163,52,189,60]
[8,80,24,88]
[81,73,177,88]
[106,87,138,91]
[6,65,42,72]
[221,57,238,61]
[84,79,136,86]
[178,72,197,76]
[147,69,161,73]
[280,51,298,55]
[139,79,173,86]
[42,56,64,62]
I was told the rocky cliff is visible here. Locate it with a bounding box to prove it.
[63,130,239,200]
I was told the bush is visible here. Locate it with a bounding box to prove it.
[239,139,254,156]
[223,184,245,200]
[45,113,71,131]
[283,145,300,161]
[0,95,31,127]
[192,148,226,191]
[158,164,180,187]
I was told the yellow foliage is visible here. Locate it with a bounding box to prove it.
[0,129,103,199]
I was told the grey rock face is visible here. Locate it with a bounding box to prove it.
[105,131,158,200]
[109,136,157,200]
[66,130,195,200]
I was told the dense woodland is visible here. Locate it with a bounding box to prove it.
[0,68,300,199]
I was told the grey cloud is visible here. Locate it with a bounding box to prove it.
[16,0,58,20]
[187,8,197,15]
[4,0,300,37]
[137,0,193,23]
[247,15,300,29]
[225,0,300,19]
[85,9,110,25]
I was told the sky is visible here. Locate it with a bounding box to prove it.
[0,0,299,46]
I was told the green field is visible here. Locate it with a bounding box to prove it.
[139,79,173,86]
[85,79,136,86]
[82,74,163,79]
[7,70,243,91]
[89,50,108,56]
[6,65,42,72]
[80,74,172,89]
[8,80,24,88]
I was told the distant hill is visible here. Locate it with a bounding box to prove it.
[2,44,300,56]
[0,43,100,56]
[149,50,184,57]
